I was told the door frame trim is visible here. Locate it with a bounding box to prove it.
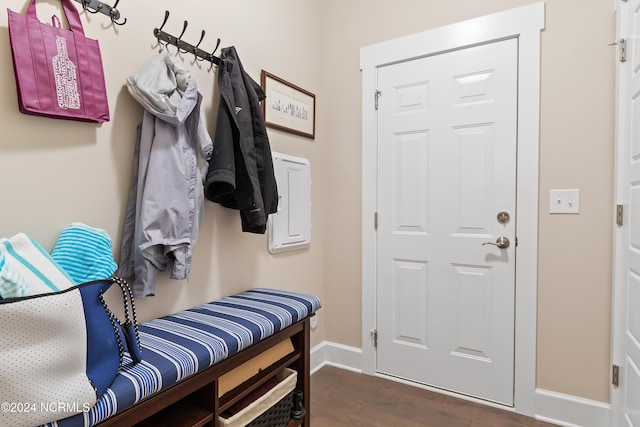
[360,2,545,416]
[611,0,630,424]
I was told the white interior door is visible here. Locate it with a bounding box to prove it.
[376,38,518,405]
[612,0,640,424]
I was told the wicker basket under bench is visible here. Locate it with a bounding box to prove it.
[47,288,321,427]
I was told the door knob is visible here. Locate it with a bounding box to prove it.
[482,237,510,249]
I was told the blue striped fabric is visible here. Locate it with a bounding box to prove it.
[44,288,321,427]
[51,223,118,285]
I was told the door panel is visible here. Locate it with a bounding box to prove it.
[451,263,493,361]
[394,131,430,233]
[392,260,429,348]
[376,38,518,405]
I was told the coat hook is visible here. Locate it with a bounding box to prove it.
[158,10,169,33]
[110,11,126,25]
[109,0,126,25]
[208,37,221,71]
[194,30,206,62]
[176,20,189,54]
[211,37,221,56]
[82,0,102,14]
[154,11,170,50]
[151,10,220,68]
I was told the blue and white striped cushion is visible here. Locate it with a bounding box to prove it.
[44,288,321,427]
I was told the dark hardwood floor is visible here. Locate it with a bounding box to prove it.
[311,366,558,427]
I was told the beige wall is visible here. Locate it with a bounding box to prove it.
[0,0,616,407]
[0,0,327,345]
[319,0,615,403]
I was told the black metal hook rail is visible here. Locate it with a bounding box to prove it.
[72,0,126,25]
[153,10,221,67]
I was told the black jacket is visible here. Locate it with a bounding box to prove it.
[205,47,278,234]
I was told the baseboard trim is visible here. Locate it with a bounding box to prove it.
[534,388,610,427]
[311,341,362,374]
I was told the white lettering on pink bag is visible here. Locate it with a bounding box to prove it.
[52,36,80,110]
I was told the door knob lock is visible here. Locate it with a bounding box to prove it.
[497,211,510,224]
[482,236,510,249]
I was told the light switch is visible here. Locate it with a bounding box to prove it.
[549,189,580,214]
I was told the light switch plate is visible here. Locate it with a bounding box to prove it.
[549,189,580,214]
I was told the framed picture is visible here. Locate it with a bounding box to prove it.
[261,70,316,139]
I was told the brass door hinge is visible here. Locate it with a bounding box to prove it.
[617,204,624,226]
[613,364,620,388]
[374,90,382,110]
[610,39,627,63]
[371,329,378,349]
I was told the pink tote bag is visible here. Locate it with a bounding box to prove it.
[7,0,110,123]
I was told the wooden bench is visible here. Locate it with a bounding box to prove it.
[47,288,321,427]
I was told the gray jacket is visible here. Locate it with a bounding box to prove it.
[118,52,213,298]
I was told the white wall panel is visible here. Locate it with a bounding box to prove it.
[268,153,311,254]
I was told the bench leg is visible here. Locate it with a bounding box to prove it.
[290,317,311,427]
